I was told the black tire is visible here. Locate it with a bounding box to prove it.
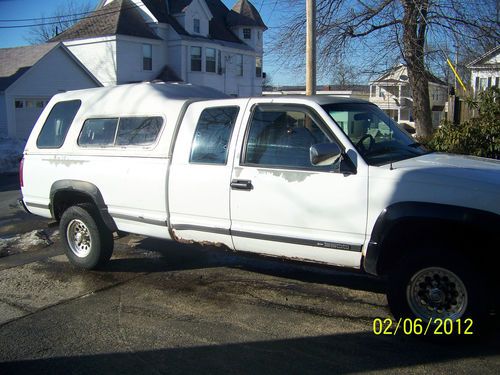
[60,204,114,270]
[387,249,489,337]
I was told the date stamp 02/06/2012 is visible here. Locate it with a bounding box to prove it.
[373,317,474,336]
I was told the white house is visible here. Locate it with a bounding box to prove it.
[0,43,100,139]
[53,0,266,96]
[0,0,266,139]
[467,45,500,96]
[369,65,448,128]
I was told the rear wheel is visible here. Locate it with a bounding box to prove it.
[60,204,113,269]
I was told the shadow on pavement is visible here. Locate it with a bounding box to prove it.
[0,174,19,193]
[107,237,386,294]
[1,330,498,374]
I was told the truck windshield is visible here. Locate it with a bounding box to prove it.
[321,103,429,166]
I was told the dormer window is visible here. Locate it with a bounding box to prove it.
[243,28,251,39]
[193,18,200,34]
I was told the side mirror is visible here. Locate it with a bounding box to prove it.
[310,143,342,166]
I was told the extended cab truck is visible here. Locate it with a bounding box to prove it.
[20,83,500,328]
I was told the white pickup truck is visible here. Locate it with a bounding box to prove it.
[20,83,500,327]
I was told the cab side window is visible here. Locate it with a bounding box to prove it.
[244,106,332,169]
[36,100,81,148]
[190,106,239,165]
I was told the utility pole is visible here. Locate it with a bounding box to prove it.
[306,0,316,96]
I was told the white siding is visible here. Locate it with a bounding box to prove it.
[65,37,118,86]
[177,42,262,97]
[0,94,7,136]
[231,26,264,54]
[168,43,185,80]
[471,69,500,96]
[116,37,166,83]
[5,47,98,139]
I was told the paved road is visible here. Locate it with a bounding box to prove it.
[0,174,49,237]
[0,181,499,374]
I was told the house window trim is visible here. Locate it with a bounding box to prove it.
[206,48,216,73]
[191,46,202,72]
[243,28,251,40]
[193,18,200,34]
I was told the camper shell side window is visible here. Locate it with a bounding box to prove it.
[77,116,164,148]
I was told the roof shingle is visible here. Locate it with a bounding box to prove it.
[226,0,267,30]
[51,0,161,42]
[0,43,58,91]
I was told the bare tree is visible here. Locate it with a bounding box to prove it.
[263,72,274,89]
[25,0,94,44]
[330,59,360,87]
[272,0,499,138]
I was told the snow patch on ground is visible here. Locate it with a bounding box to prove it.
[0,136,25,174]
[0,229,56,257]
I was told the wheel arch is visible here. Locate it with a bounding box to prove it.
[50,180,118,232]
[363,202,500,276]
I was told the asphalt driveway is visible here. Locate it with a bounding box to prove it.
[0,176,499,374]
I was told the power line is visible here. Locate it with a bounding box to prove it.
[0,2,150,29]
[267,0,280,24]
[258,0,265,12]
[0,8,99,23]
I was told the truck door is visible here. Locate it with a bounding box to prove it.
[169,99,248,248]
[229,100,368,268]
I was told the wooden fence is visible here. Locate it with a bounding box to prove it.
[446,85,475,124]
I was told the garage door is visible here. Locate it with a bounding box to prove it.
[14,98,49,139]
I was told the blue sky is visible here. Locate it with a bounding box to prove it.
[0,0,300,85]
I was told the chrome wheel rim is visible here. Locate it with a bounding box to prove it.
[407,267,468,321]
[67,219,92,258]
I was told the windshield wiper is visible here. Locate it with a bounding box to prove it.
[408,142,422,148]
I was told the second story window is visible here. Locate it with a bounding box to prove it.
[191,46,202,72]
[193,18,200,34]
[243,28,251,39]
[206,48,216,73]
[143,44,152,71]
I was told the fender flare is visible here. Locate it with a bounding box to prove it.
[50,180,118,232]
[363,201,500,276]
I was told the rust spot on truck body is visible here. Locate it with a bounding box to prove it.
[170,228,228,249]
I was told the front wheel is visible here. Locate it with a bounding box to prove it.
[60,204,114,270]
[387,251,488,334]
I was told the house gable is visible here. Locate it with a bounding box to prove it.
[171,0,213,37]
[4,44,100,138]
[0,43,58,92]
[52,0,161,42]
[467,45,500,69]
